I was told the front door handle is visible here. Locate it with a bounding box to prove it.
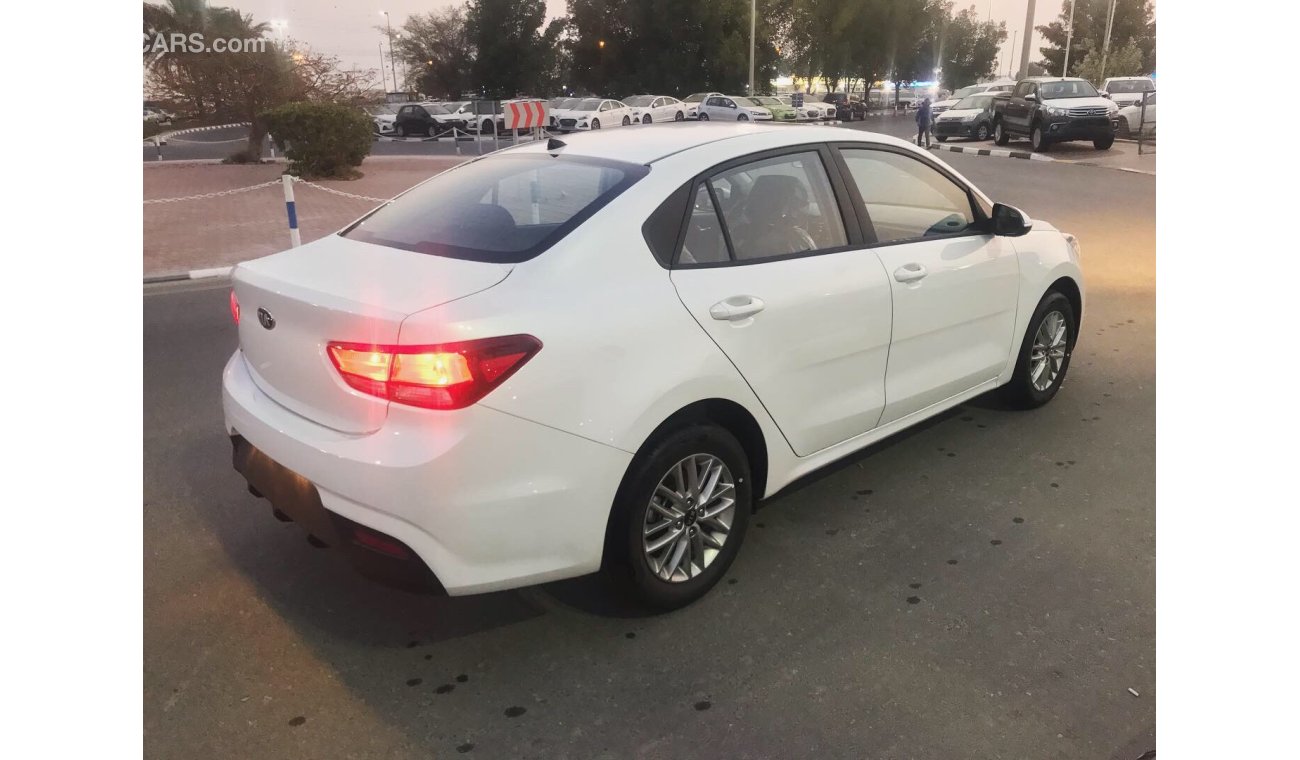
[709,295,766,321]
[893,263,928,283]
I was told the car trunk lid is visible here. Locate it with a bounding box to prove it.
[232,234,512,434]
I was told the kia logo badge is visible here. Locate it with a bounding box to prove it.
[257,308,276,330]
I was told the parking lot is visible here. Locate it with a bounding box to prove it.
[144,146,1155,759]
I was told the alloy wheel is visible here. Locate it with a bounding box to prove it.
[977,124,989,140]
[642,454,736,583]
[1029,310,1068,391]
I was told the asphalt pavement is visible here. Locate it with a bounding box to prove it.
[144,151,1155,759]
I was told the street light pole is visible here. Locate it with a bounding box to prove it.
[378,42,387,92]
[1007,30,1018,78]
[748,0,756,95]
[381,10,397,93]
[1017,0,1035,80]
[1099,0,1118,82]
[1062,0,1076,76]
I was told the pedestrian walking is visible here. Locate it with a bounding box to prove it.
[915,96,932,148]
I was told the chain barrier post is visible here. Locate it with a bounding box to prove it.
[154,135,163,161]
[454,126,462,156]
[268,133,275,159]
[282,175,302,248]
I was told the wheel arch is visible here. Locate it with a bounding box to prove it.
[601,398,770,569]
[1048,275,1084,334]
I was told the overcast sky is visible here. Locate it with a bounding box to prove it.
[216,1,1135,86]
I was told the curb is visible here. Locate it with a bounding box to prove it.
[145,122,251,145]
[144,266,232,285]
[927,144,1054,161]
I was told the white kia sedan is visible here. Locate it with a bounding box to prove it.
[224,124,1084,609]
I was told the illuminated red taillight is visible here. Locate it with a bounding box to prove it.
[229,290,240,325]
[326,335,542,410]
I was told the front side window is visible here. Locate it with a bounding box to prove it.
[705,151,848,262]
[840,149,976,243]
[1014,82,1034,98]
[343,155,646,263]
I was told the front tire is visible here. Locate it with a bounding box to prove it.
[738,113,749,121]
[1000,291,1077,409]
[1093,135,1115,150]
[1031,123,1051,152]
[642,114,652,124]
[698,113,710,121]
[994,120,1009,145]
[936,135,948,142]
[395,124,407,137]
[607,425,752,610]
[622,115,631,126]
[591,118,601,129]
[975,123,990,141]
[674,111,684,121]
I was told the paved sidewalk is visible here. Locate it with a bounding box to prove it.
[143,157,466,277]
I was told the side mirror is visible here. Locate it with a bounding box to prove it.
[1100,91,1112,99]
[990,203,1033,236]
[728,103,737,109]
[1024,93,1037,102]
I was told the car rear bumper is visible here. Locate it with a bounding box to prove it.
[222,351,632,595]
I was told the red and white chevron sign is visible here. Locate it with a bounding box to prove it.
[504,100,548,130]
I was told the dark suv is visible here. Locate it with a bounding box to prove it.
[822,92,867,121]
[991,77,1119,151]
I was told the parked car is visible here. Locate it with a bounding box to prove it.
[224,123,1083,609]
[553,98,635,131]
[992,77,1119,151]
[143,107,175,123]
[822,92,867,121]
[681,92,723,119]
[624,95,687,124]
[930,81,1015,119]
[933,93,1000,142]
[774,94,824,120]
[548,97,584,129]
[365,104,398,135]
[393,102,468,137]
[1116,92,1156,138]
[697,95,772,121]
[1099,76,1156,110]
[748,96,797,121]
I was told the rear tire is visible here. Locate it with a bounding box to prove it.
[999,290,1077,409]
[936,135,948,142]
[674,111,684,121]
[606,424,752,611]
[994,120,1009,145]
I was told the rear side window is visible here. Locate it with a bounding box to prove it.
[708,151,847,262]
[343,154,647,263]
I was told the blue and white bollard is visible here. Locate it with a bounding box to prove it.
[282,175,301,248]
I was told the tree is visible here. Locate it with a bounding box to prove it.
[1035,0,1155,78]
[466,0,551,97]
[145,2,376,159]
[564,0,782,97]
[928,4,1007,90]
[391,7,473,99]
[1073,36,1143,85]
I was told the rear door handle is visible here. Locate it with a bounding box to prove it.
[709,295,766,321]
[893,263,928,283]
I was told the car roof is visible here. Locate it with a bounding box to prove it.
[1022,76,1089,82]
[503,123,920,165]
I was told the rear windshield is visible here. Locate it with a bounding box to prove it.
[342,154,647,263]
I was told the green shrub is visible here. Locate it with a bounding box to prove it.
[261,102,373,179]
